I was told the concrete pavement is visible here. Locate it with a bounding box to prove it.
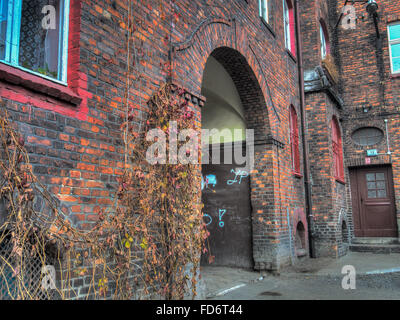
[201,252,400,300]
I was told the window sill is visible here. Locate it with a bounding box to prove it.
[335,177,346,185]
[261,18,276,38]
[286,49,297,63]
[293,172,303,179]
[390,72,400,79]
[0,62,82,105]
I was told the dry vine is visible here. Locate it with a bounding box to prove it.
[0,81,208,300]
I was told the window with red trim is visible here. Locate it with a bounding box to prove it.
[332,117,344,182]
[320,19,330,59]
[0,0,87,120]
[290,105,300,175]
[283,0,296,56]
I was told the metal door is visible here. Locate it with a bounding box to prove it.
[201,144,253,268]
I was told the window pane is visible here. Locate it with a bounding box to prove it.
[393,57,400,73]
[389,24,400,41]
[19,0,62,80]
[366,173,375,182]
[0,0,8,60]
[376,181,385,189]
[367,182,376,190]
[376,173,385,181]
[351,127,383,146]
[368,190,377,198]
[392,43,400,58]
[260,0,268,22]
[377,189,387,198]
[284,0,290,50]
[320,25,326,58]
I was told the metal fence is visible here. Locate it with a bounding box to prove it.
[0,233,55,300]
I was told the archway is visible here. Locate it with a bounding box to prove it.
[200,47,270,269]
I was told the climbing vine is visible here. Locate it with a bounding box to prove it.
[0,82,209,300]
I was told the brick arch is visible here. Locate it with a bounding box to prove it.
[200,46,280,270]
[171,18,275,138]
[208,47,271,143]
[173,19,285,270]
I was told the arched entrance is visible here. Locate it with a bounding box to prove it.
[200,47,270,269]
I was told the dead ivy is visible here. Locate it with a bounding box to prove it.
[0,1,209,300]
[0,82,209,300]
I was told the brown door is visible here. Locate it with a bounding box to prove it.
[201,144,253,269]
[350,166,397,237]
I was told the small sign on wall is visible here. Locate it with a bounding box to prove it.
[367,149,378,157]
[365,157,371,165]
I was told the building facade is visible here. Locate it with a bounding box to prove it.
[0,0,399,299]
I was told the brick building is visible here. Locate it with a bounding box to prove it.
[0,0,399,299]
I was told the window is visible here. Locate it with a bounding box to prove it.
[332,117,344,182]
[290,106,300,175]
[388,22,400,74]
[283,0,296,55]
[366,172,387,199]
[351,127,384,146]
[0,0,70,83]
[259,0,269,24]
[320,20,330,59]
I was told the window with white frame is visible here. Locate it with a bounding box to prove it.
[0,0,70,83]
[388,22,400,74]
[259,0,268,24]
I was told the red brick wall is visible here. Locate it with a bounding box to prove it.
[335,0,400,238]
[0,0,309,297]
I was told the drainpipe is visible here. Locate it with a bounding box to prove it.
[294,0,315,258]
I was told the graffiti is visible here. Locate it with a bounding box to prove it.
[218,209,226,228]
[227,169,248,185]
[201,174,217,190]
[203,213,212,226]
[203,209,226,228]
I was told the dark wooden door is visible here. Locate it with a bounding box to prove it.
[350,166,397,237]
[201,144,253,269]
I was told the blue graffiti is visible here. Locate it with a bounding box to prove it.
[203,213,212,226]
[218,209,226,228]
[203,210,226,228]
[202,174,217,190]
[227,169,249,185]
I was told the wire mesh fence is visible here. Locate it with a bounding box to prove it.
[0,232,55,300]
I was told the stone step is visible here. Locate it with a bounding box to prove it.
[350,243,400,254]
[351,237,399,245]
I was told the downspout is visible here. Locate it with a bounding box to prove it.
[294,0,315,258]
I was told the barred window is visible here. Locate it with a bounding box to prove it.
[351,127,384,146]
